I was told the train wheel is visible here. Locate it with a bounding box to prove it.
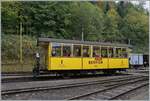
[103,70,108,75]
[61,73,70,78]
[103,70,116,75]
[111,70,116,74]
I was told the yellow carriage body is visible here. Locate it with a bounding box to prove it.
[48,58,129,70]
[38,38,131,71]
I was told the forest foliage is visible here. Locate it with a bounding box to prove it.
[1,1,149,63]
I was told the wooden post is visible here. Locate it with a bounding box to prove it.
[90,45,93,57]
[20,21,23,65]
[81,27,84,41]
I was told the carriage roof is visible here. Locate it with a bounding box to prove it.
[38,38,132,48]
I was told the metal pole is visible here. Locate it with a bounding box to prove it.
[128,39,131,45]
[81,27,84,41]
[20,21,23,64]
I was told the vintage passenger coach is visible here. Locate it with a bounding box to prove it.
[33,38,132,77]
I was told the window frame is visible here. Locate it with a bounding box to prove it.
[92,45,101,57]
[73,44,82,57]
[51,42,129,58]
[101,46,108,58]
[122,47,128,58]
[115,47,123,58]
[82,45,91,57]
[51,42,62,57]
[62,43,72,57]
[108,46,114,58]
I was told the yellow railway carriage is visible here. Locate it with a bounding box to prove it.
[33,38,132,76]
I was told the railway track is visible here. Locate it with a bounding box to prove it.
[2,75,63,83]
[2,75,147,96]
[66,77,148,100]
[3,68,148,83]
[2,73,130,83]
[108,83,148,100]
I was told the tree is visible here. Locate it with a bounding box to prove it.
[122,6,149,52]
[117,1,128,18]
[1,1,21,34]
[68,2,104,41]
[102,6,122,42]
[1,1,149,53]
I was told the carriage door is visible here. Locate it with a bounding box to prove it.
[39,45,48,70]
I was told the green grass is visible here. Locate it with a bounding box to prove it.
[2,63,34,72]
[2,34,36,72]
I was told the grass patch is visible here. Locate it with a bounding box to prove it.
[2,34,36,72]
[2,63,34,72]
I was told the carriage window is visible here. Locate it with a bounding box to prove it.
[93,46,100,57]
[101,47,108,57]
[122,48,127,58]
[63,44,71,57]
[51,43,61,57]
[73,45,81,57]
[108,47,114,58]
[116,48,122,58]
[83,46,90,57]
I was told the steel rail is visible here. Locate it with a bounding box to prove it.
[1,74,135,83]
[66,77,148,100]
[108,82,149,100]
[2,75,143,95]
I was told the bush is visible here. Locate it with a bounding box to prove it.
[2,34,37,64]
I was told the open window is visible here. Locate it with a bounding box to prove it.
[63,44,71,57]
[122,48,128,58]
[51,43,61,57]
[83,46,90,57]
[108,47,114,58]
[116,48,122,58]
[101,47,108,58]
[93,46,100,57]
[73,45,81,57]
